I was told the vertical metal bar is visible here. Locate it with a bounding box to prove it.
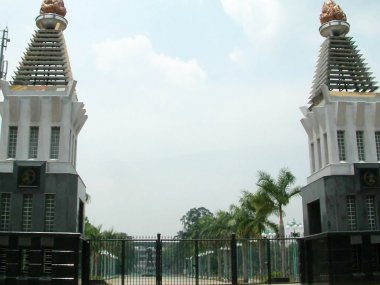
[156,234,162,285]
[106,241,108,281]
[230,234,238,285]
[195,240,199,285]
[121,240,125,285]
[0,28,10,79]
[266,239,271,285]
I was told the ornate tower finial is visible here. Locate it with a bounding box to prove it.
[319,0,349,37]
[320,0,347,24]
[36,0,68,31]
[40,0,67,17]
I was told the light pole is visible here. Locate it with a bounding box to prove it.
[236,243,242,278]
[262,229,276,239]
[198,252,205,278]
[286,219,303,281]
[286,219,303,237]
[248,240,256,281]
[206,250,214,279]
[185,257,193,277]
[262,229,277,275]
[220,246,230,281]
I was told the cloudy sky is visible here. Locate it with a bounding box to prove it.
[1,0,380,236]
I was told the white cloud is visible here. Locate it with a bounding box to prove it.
[229,48,246,65]
[220,0,282,43]
[93,35,206,86]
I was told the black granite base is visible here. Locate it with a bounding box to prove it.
[300,232,380,284]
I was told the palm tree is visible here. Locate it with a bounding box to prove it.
[250,191,278,280]
[256,168,301,276]
[212,210,235,238]
[240,191,278,237]
[230,204,252,283]
[256,168,301,238]
[204,210,235,281]
[233,191,278,282]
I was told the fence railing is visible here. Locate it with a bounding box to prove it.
[88,234,300,285]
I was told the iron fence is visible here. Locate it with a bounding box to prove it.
[88,234,300,285]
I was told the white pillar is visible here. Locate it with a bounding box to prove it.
[0,99,10,159]
[364,104,377,162]
[60,100,71,162]
[39,97,52,161]
[17,97,31,159]
[345,103,357,163]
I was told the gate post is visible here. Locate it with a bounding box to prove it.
[266,239,272,285]
[298,238,305,284]
[156,233,162,285]
[195,240,199,285]
[230,233,238,285]
[82,239,90,285]
[121,239,125,285]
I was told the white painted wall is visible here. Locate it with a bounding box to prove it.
[0,80,87,173]
[301,85,380,184]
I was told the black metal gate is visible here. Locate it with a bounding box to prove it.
[88,234,300,285]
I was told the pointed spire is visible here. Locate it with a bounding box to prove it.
[310,36,378,102]
[11,0,73,86]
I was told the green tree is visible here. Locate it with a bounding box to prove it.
[249,191,278,279]
[256,168,301,275]
[256,168,301,238]
[84,218,135,277]
[210,210,235,238]
[190,210,235,281]
[239,191,278,237]
[84,217,102,239]
[179,207,213,239]
[230,191,277,282]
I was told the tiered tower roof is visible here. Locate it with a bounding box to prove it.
[12,0,72,86]
[309,0,378,109]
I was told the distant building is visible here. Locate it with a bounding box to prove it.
[0,0,87,233]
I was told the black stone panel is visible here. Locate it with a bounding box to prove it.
[0,233,83,285]
[302,164,380,236]
[0,160,85,233]
[300,232,380,285]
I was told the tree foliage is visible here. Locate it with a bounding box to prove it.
[177,168,300,239]
[84,217,103,239]
[85,217,132,240]
[256,167,301,237]
[179,207,213,238]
